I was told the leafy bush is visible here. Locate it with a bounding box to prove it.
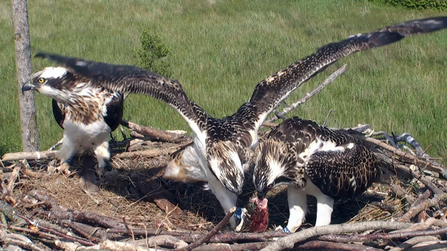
[135,29,173,78]
[367,0,447,10]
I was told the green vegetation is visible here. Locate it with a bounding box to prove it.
[366,0,447,11]
[1,0,446,164]
[134,30,173,77]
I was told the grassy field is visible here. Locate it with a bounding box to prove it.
[1,0,446,164]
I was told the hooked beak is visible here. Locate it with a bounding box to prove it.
[21,81,36,93]
[251,194,269,210]
[257,190,266,200]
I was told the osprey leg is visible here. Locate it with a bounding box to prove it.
[206,178,238,229]
[285,185,308,233]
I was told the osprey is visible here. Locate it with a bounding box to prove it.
[22,66,124,174]
[252,117,384,233]
[25,16,447,229]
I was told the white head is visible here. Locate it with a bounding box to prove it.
[21,67,75,102]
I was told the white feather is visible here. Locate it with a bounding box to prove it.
[38,85,70,101]
[39,67,69,79]
[63,119,111,152]
[267,158,285,186]
[299,138,346,161]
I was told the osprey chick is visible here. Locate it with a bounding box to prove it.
[22,66,124,173]
[253,117,384,232]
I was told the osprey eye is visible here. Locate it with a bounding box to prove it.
[38,78,45,83]
[267,184,273,189]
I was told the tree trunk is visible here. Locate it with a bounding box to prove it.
[11,0,40,151]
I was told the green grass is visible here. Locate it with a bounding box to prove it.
[1,0,446,164]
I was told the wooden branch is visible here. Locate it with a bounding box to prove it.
[260,221,412,251]
[100,240,160,251]
[2,150,58,162]
[6,224,73,249]
[296,240,383,251]
[0,231,48,251]
[128,235,188,249]
[389,164,444,197]
[20,160,44,178]
[364,137,445,173]
[266,64,347,123]
[390,236,443,251]
[137,179,184,217]
[407,167,444,195]
[191,242,268,251]
[105,227,288,243]
[121,119,189,143]
[261,121,278,128]
[323,109,335,126]
[5,164,21,197]
[398,192,447,222]
[61,221,104,242]
[319,225,447,243]
[54,240,97,251]
[17,214,96,246]
[177,207,236,251]
[113,140,191,159]
[28,190,126,230]
[390,184,415,204]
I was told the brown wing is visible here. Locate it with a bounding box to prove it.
[247,16,447,131]
[305,141,379,199]
[35,52,207,135]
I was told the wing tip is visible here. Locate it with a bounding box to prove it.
[408,16,447,33]
[34,51,48,59]
[34,52,61,62]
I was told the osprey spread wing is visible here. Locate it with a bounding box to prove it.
[27,16,447,229]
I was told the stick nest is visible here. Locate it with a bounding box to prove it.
[1,125,447,251]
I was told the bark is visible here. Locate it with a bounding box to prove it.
[113,141,191,159]
[121,120,189,143]
[11,0,40,151]
[2,151,58,162]
[261,221,412,251]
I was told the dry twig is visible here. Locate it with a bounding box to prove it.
[176,207,236,251]
[267,64,347,123]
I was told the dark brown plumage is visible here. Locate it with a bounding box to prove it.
[253,117,384,232]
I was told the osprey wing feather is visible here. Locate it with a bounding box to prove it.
[34,53,207,136]
[248,16,447,131]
